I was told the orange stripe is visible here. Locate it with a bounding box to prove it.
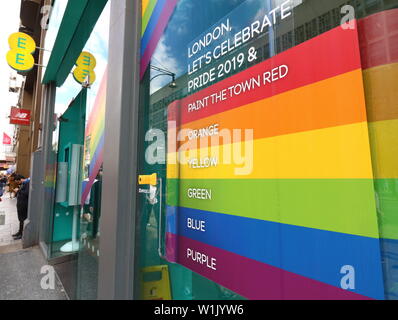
[363,62,398,123]
[178,70,367,145]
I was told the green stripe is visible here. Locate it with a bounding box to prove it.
[166,178,179,205]
[167,179,380,238]
[374,178,398,240]
[142,0,158,36]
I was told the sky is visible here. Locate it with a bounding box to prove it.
[0,1,22,159]
[149,0,302,94]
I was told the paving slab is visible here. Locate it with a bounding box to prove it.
[0,194,22,247]
[0,246,68,300]
[0,192,67,300]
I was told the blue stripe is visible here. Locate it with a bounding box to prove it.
[166,205,178,234]
[380,238,398,300]
[89,133,104,174]
[167,205,385,300]
[141,0,167,56]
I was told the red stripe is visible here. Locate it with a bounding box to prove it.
[180,25,362,125]
[358,9,398,70]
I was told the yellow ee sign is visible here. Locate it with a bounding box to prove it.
[6,32,36,72]
[73,52,97,85]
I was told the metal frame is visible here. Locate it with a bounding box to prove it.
[23,82,56,252]
[23,149,43,249]
[38,82,56,257]
[97,0,142,300]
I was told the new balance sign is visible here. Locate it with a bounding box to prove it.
[10,107,31,126]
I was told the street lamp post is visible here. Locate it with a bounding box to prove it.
[150,65,177,88]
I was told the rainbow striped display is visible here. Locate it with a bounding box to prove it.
[166,25,385,299]
[359,9,398,298]
[141,0,178,78]
[81,69,107,204]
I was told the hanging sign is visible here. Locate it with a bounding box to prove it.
[73,51,97,85]
[10,107,31,126]
[6,32,36,72]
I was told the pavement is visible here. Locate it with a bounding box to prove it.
[0,191,68,300]
[0,192,22,249]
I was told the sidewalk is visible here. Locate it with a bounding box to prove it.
[0,192,68,300]
[0,192,22,249]
[0,246,68,300]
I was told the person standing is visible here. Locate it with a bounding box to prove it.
[0,175,7,202]
[12,176,30,240]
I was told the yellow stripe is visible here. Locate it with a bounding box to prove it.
[167,152,179,179]
[368,119,398,179]
[142,0,150,16]
[167,123,374,179]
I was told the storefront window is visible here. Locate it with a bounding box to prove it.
[76,2,110,300]
[136,0,398,300]
[39,0,110,299]
[39,0,70,259]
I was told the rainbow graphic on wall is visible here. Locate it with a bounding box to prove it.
[165,24,385,299]
[81,0,178,203]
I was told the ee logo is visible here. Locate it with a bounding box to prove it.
[6,32,36,72]
[73,52,96,85]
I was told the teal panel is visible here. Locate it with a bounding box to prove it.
[52,89,87,243]
[55,0,108,87]
[43,0,90,84]
[43,0,108,87]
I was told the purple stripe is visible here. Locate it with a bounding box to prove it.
[166,232,178,263]
[169,233,373,300]
[140,0,178,79]
[141,0,167,56]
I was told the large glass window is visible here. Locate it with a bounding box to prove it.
[39,0,110,300]
[76,2,110,299]
[136,0,398,300]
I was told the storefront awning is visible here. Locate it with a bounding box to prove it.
[42,0,107,87]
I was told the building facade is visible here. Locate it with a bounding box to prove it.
[21,0,398,300]
[11,0,49,178]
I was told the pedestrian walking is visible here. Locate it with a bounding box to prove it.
[12,175,30,240]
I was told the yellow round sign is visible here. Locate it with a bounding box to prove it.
[6,49,35,72]
[75,52,96,70]
[73,68,96,85]
[73,51,97,85]
[8,32,36,54]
